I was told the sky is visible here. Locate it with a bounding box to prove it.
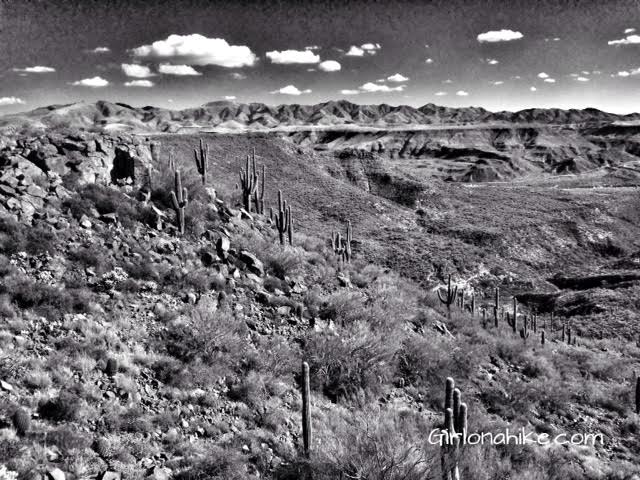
[2,0,640,114]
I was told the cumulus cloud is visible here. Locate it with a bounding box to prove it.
[425,58,434,64]
[544,78,556,83]
[72,76,109,87]
[266,49,320,64]
[91,47,111,53]
[305,45,321,51]
[608,34,640,45]
[456,90,469,96]
[576,76,589,82]
[443,79,453,84]
[537,72,549,79]
[271,85,311,95]
[318,60,341,72]
[617,71,630,77]
[477,29,523,43]
[340,89,360,95]
[387,73,409,82]
[491,81,504,85]
[132,34,257,67]
[121,64,155,78]
[230,72,247,80]
[0,96,25,106]
[159,64,201,75]
[486,58,499,65]
[360,82,405,92]
[625,28,636,34]
[124,80,154,87]
[224,95,237,100]
[12,66,55,73]
[345,43,381,56]
[530,86,537,91]
[434,91,447,96]
[345,46,364,56]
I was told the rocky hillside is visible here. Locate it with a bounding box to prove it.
[0,130,639,479]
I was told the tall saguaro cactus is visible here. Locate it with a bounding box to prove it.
[438,275,458,318]
[636,377,639,414]
[193,138,209,185]
[239,150,259,213]
[170,170,188,235]
[301,361,312,457]
[253,164,266,214]
[275,190,292,246]
[331,220,353,263]
[441,377,465,480]
[494,287,499,328]
[507,296,518,333]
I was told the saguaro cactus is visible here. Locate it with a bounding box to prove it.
[331,220,353,263]
[636,377,639,414]
[239,150,259,213]
[494,287,499,327]
[274,190,292,246]
[541,330,545,345]
[507,297,518,333]
[253,164,266,214]
[170,170,188,235]
[301,361,312,457]
[12,408,30,436]
[470,294,476,316]
[193,138,209,185]
[438,275,458,318]
[441,377,465,480]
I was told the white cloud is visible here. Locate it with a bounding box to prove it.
[345,43,381,56]
[230,72,247,80]
[12,66,55,73]
[340,89,360,95]
[132,34,257,67]
[224,95,237,100]
[434,91,447,96]
[158,64,201,75]
[91,47,110,53]
[544,78,556,83]
[266,49,320,64]
[576,76,589,82]
[456,90,469,96]
[617,71,630,77]
[387,73,409,82]
[318,60,341,72]
[305,45,320,51]
[0,96,25,106]
[608,34,640,45]
[443,79,453,84]
[359,82,405,92]
[271,85,311,95]
[491,81,504,85]
[530,86,537,91]
[487,58,499,65]
[477,29,523,43]
[361,43,381,52]
[581,70,590,75]
[425,58,434,64]
[625,28,636,34]
[537,72,549,79]
[121,63,155,78]
[345,46,364,56]
[72,76,109,87]
[124,80,154,87]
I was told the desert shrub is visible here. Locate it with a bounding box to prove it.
[47,426,92,453]
[318,291,366,323]
[264,249,305,279]
[38,391,84,422]
[303,323,398,402]
[164,306,249,376]
[173,446,246,480]
[63,183,141,228]
[0,217,58,255]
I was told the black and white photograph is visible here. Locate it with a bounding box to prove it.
[0,0,639,478]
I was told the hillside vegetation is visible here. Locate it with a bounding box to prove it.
[0,130,638,479]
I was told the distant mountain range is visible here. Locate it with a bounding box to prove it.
[1,100,640,135]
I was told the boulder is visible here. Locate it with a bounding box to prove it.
[238,250,264,276]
